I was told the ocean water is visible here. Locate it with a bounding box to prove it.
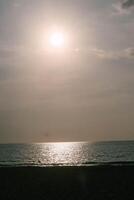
[0,141,134,167]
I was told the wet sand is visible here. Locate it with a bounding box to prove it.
[0,165,134,200]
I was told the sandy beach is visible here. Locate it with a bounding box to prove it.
[0,165,134,200]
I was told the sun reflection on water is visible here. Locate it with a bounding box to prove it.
[48,143,75,164]
[38,142,88,166]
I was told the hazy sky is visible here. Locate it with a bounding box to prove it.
[0,0,134,143]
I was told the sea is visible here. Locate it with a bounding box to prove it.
[0,141,134,167]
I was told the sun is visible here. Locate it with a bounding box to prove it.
[49,32,65,48]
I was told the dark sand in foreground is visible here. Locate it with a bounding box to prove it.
[0,165,134,200]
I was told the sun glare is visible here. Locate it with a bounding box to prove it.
[49,32,65,48]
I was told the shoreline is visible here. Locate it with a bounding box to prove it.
[1,160,134,167]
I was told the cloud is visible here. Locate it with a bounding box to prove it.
[66,46,134,60]
[124,47,134,57]
[112,3,130,15]
[0,42,134,64]
[85,47,134,60]
[121,0,134,9]
[112,0,134,15]
[74,46,116,59]
[114,47,134,59]
[88,48,119,59]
